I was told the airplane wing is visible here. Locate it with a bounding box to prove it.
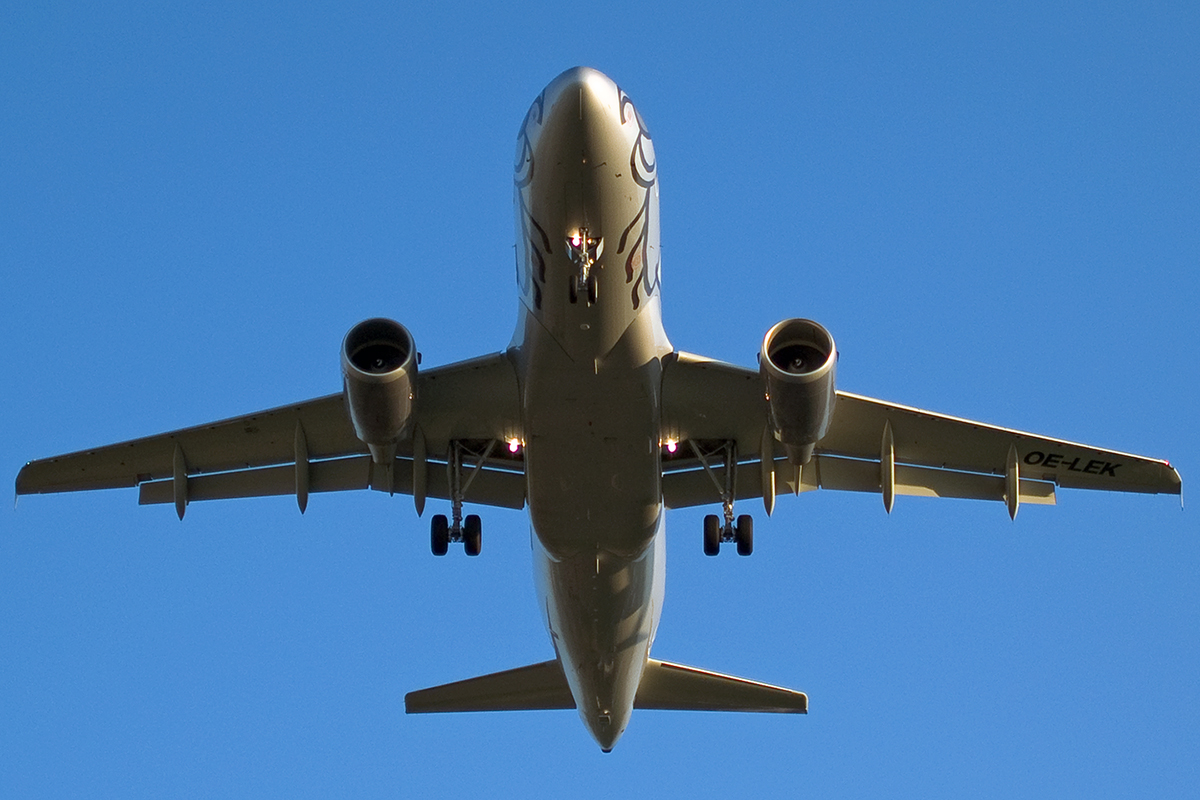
[16,352,526,516]
[660,352,1181,514]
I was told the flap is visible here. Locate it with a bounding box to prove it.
[136,454,526,510]
[663,454,1056,509]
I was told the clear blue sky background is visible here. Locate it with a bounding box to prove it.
[3,2,1197,797]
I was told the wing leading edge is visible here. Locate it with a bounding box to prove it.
[16,352,527,514]
[660,352,1180,513]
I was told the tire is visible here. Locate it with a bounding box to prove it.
[463,514,482,556]
[586,274,598,305]
[735,514,754,556]
[703,514,721,556]
[431,514,449,556]
[568,276,578,304]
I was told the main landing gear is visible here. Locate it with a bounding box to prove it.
[689,439,754,557]
[430,440,492,557]
[703,513,753,557]
[431,512,481,556]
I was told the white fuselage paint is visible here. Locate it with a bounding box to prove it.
[511,67,671,750]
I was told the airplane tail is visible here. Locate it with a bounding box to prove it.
[404,658,806,714]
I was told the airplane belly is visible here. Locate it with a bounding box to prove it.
[525,427,659,558]
[521,322,665,559]
[520,312,668,750]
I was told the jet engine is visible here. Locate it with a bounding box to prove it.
[760,318,837,465]
[341,317,417,464]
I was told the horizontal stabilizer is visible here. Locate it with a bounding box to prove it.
[405,659,573,713]
[405,657,807,715]
[634,659,807,713]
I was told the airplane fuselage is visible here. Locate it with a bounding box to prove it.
[512,67,671,749]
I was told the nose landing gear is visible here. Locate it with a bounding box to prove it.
[568,273,598,305]
[566,229,602,306]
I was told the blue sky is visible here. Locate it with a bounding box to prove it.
[2,2,1197,797]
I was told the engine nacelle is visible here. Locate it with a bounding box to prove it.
[760,318,837,465]
[341,317,417,464]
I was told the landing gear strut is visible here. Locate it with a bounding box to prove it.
[430,440,494,556]
[690,440,753,556]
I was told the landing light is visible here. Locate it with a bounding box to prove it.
[664,439,678,454]
[508,438,522,454]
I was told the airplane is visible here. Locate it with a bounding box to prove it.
[16,66,1182,752]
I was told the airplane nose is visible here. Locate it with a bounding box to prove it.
[540,66,622,134]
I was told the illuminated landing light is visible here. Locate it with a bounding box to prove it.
[664,439,678,454]
[507,438,522,454]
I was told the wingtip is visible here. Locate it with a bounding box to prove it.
[14,461,33,499]
[14,460,42,508]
